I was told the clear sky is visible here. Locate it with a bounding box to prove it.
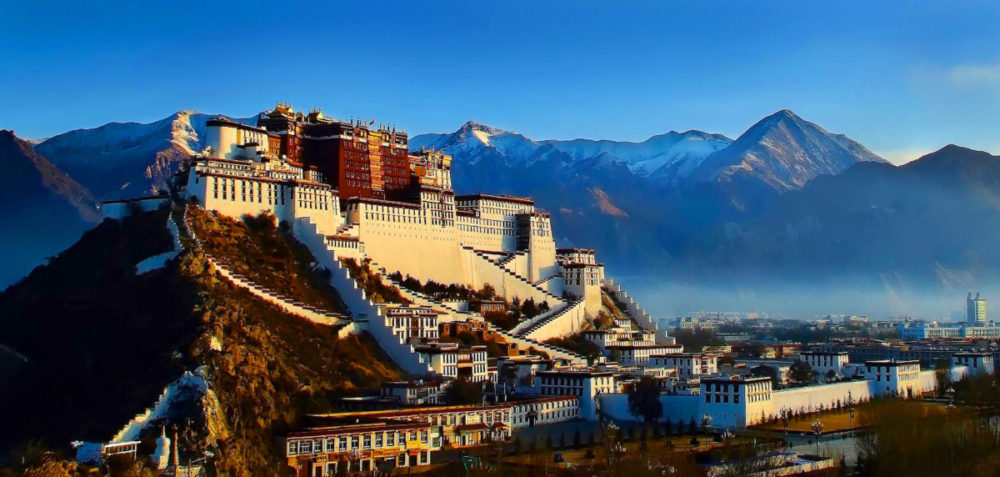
[2,0,999,164]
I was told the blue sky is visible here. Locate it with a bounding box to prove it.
[2,1,999,164]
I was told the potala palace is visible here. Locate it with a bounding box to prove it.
[107,103,989,475]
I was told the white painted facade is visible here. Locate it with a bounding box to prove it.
[649,353,717,378]
[531,370,615,420]
[802,351,849,377]
[610,345,684,366]
[953,352,994,376]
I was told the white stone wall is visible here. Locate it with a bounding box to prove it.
[598,393,702,425]
[293,217,434,376]
[770,380,873,423]
[519,299,588,342]
[204,121,272,160]
[187,166,342,237]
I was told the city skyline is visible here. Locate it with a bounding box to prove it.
[2,1,1000,164]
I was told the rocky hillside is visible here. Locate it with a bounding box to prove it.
[0,204,403,474]
[0,130,99,289]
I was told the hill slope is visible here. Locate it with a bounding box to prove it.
[0,130,100,289]
[0,205,404,473]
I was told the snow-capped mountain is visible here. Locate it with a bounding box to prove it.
[543,130,732,180]
[35,111,244,199]
[410,121,732,183]
[690,109,886,192]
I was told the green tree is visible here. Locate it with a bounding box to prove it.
[628,376,664,423]
[448,378,483,405]
[750,365,781,389]
[790,360,816,384]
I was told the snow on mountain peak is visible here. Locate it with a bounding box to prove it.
[410,121,733,182]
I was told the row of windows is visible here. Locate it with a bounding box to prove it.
[288,429,428,456]
[212,177,286,206]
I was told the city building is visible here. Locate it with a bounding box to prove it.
[384,305,440,341]
[863,360,921,398]
[968,292,987,324]
[457,346,489,382]
[532,369,615,419]
[380,380,443,405]
[284,420,437,475]
[952,352,994,376]
[801,351,849,377]
[649,353,718,378]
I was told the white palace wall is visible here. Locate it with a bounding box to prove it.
[349,200,471,286]
[186,166,342,236]
[770,380,873,422]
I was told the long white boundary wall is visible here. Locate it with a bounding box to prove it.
[598,368,974,429]
[109,371,208,443]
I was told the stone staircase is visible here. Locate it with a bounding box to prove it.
[497,250,527,271]
[206,255,350,327]
[463,246,564,306]
[492,329,586,365]
[509,301,566,335]
[180,207,350,329]
[293,217,436,376]
[334,222,359,237]
[515,298,587,341]
[534,272,563,288]
[381,274,468,318]
[602,278,675,345]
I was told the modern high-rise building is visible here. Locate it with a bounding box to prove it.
[967,292,987,324]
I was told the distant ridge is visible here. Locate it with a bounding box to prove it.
[0,129,99,288]
[690,109,886,191]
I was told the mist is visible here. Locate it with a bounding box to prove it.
[618,273,999,322]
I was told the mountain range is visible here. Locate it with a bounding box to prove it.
[409,109,889,272]
[0,130,99,287]
[4,109,1000,316]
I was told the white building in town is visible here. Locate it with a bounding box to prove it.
[531,369,616,420]
[380,381,443,405]
[649,353,718,378]
[801,351,849,378]
[897,320,1000,340]
[384,305,440,342]
[953,352,994,376]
